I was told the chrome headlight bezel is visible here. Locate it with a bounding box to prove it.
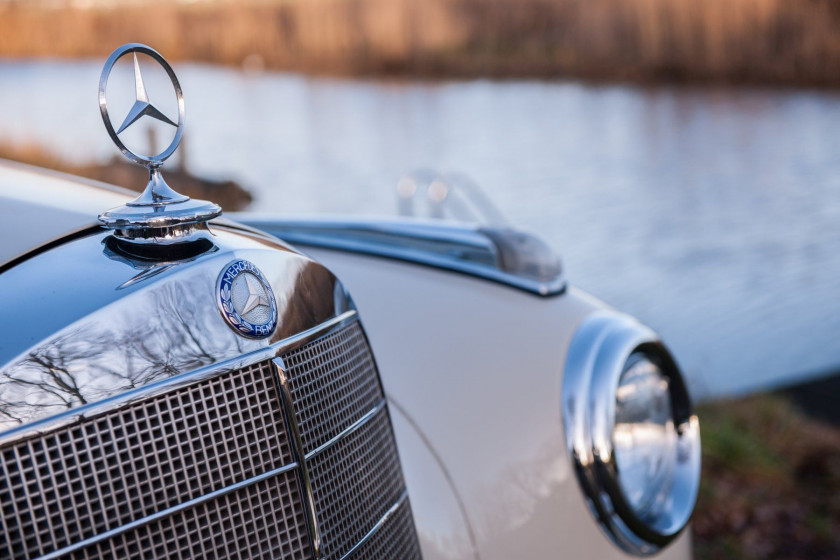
[562,311,701,556]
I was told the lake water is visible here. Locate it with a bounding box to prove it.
[1,59,839,400]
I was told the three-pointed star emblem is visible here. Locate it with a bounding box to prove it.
[116,53,177,134]
[241,274,271,315]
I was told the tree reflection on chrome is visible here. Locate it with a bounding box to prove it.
[0,281,245,430]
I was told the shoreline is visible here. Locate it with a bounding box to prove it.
[783,373,840,427]
[5,55,840,96]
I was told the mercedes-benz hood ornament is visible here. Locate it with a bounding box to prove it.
[97,43,221,242]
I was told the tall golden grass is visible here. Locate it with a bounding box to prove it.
[1,0,839,84]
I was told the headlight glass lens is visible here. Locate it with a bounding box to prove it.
[613,355,678,521]
[564,314,702,554]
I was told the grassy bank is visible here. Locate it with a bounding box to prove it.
[1,0,840,86]
[694,393,840,559]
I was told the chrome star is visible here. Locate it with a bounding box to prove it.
[241,274,271,315]
[116,53,177,134]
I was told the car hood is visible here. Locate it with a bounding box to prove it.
[0,160,355,439]
[0,159,133,265]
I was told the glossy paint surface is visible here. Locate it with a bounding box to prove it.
[0,160,130,266]
[304,246,692,560]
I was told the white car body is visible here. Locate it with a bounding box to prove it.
[0,160,694,559]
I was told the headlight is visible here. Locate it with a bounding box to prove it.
[563,312,701,556]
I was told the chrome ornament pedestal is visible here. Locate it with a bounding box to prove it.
[97,43,221,242]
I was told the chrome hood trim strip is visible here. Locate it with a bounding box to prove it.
[232,215,566,297]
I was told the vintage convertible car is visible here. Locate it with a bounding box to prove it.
[0,45,700,560]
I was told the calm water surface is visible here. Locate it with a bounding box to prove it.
[1,60,839,400]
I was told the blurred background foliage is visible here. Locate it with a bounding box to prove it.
[1,0,840,85]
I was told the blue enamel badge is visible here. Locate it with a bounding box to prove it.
[217,260,278,339]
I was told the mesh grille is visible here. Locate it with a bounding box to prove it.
[68,470,310,560]
[306,408,406,560]
[0,361,294,559]
[352,498,422,560]
[0,318,421,560]
[282,321,382,455]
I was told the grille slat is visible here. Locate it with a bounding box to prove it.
[0,318,421,560]
[68,470,309,560]
[350,497,422,560]
[283,322,382,455]
[306,408,406,560]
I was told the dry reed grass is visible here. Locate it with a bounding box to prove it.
[1,0,839,84]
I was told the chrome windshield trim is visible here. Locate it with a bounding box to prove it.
[34,461,300,560]
[337,489,409,560]
[305,398,387,461]
[0,310,358,447]
[231,215,566,297]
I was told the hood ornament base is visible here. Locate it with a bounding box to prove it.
[99,167,221,235]
[127,167,188,207]
[97,43,221,241]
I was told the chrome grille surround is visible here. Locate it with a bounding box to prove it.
[0,312,421,560]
